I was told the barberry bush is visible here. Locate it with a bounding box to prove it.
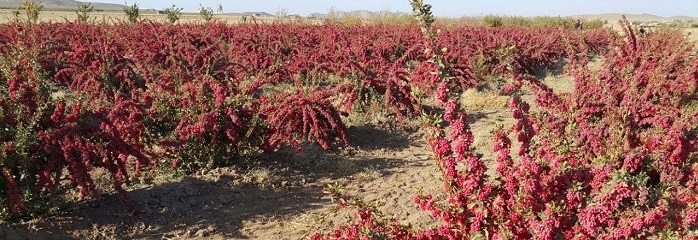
[0,24,151,216]
[312,1,698,239]
[0,14,614,218]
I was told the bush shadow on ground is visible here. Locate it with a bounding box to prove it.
[9,123,414,239]
[345,124,413,151]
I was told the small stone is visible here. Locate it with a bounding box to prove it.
[195,229,207,238]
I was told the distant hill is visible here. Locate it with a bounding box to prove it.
[668,15,697,21]
[308,13,326,19]
[0,0,126,11]
[570,13,697,23]
[239,12,274,17]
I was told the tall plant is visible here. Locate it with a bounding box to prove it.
[199,4,214,21]
[124,2,139,24]
[20,1,43,23]
[75,3,93,22]
[163,4,183,24]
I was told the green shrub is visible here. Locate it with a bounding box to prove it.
[503,16,532,27]
[199,4,214,21]
[483,15,503,27]
[20,1,43,24]
[583,19,607,29]
[75,3,93,22]
[531,16,576,28]
[124,2,139,24]
[374,12,418,26]
[163,4,183,23]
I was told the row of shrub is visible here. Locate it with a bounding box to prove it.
[9,1,217,24]
[323,13,607,29]
[0,18,614,219]
[481,15,606,29]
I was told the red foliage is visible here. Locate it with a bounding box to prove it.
[0,19,617,220]
[313,12,698,240]
[261,89,348,151]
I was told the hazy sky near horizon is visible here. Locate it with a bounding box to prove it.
[91,0,698,17]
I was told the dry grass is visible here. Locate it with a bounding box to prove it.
[606,22,698,47]
[540,71,576,94]
[353,166,382,181]
[245,167,274,183]
[435,16,482,27]
[686,28,698,45]
[459,88,510,112]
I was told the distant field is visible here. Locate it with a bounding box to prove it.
[0,9,282,24]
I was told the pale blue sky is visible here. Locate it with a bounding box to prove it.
[93,0,698,17]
